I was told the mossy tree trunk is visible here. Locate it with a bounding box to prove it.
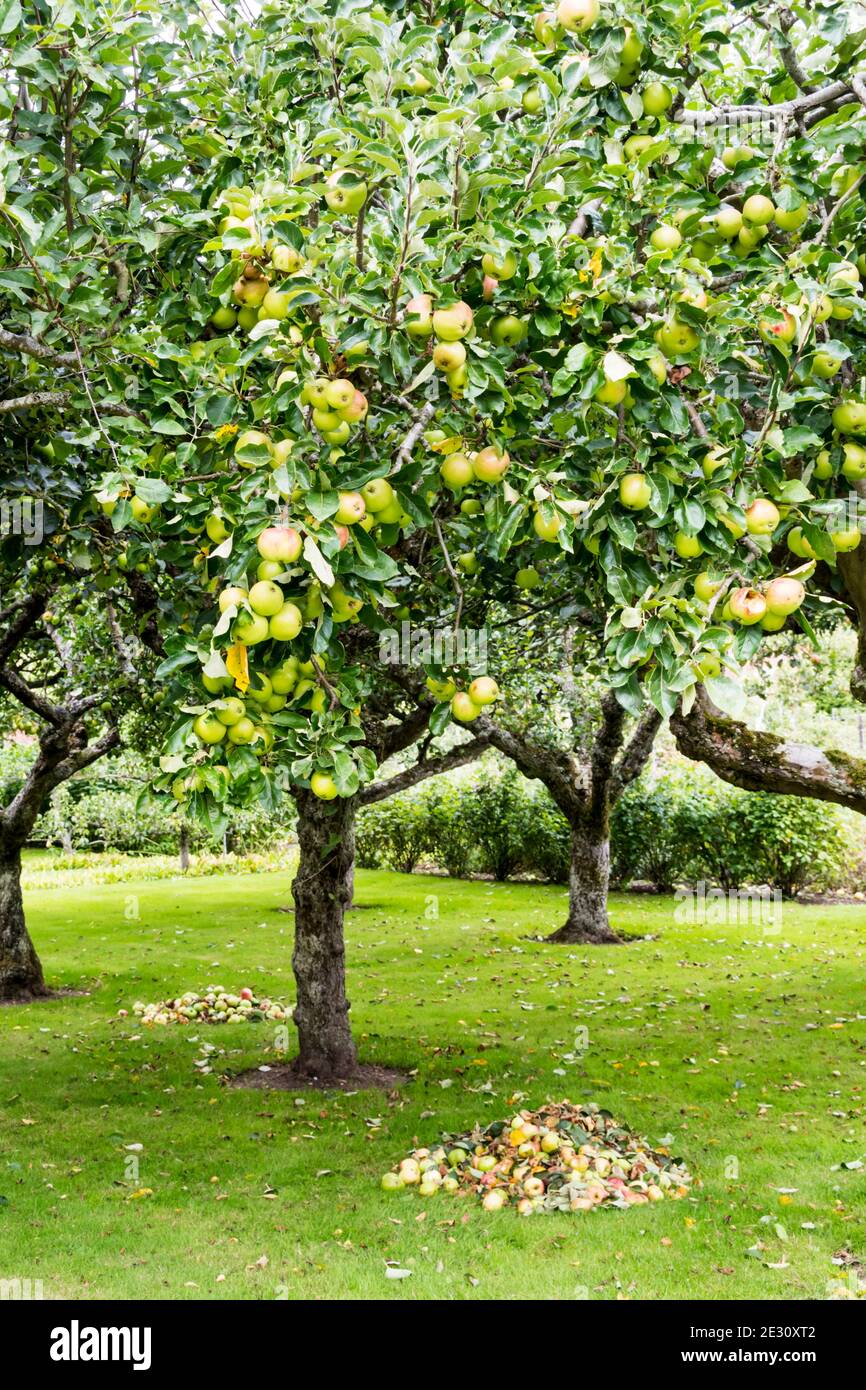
[288,789,359,1081]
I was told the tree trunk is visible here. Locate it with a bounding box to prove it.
[345,858,355,910]
[179,825,190,873]
[0,845,48,1000]
[547,819,620,944]
[288,791,358,1081]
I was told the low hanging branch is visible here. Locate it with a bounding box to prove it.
[671,686,866,814]
[360,734,491,805]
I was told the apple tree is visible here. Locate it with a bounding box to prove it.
[72,0,866,1074]
[0,0,255,995]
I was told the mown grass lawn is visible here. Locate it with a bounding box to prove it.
[1,869,864,1301]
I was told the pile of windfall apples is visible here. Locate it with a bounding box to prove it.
[382,1101,693,1214]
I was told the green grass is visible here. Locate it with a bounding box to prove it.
[1,869,864,1301]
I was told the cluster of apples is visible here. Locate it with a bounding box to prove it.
[381,1101,693,1215]
[131,986,289,1026]
[695,571,807,637]
[209,189,307,335]
[439,443,510,491]
[300,375,368,448]
[535,4,644,88]
[424,674,500,722]
[405,294,475,396]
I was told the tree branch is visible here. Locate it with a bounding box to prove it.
[0,325,78,368]
[609,708,663,803]
[474,716,580,816]
[0,390,70,415]
[671,685,866,814]
[360,735,490,804]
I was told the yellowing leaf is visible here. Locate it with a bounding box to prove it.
[226,642,250,693]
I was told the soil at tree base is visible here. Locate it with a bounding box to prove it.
[228,1060,408,1093]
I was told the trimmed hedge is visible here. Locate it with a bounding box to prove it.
[356,766,854,897]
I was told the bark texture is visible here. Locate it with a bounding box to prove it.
[547,821,619,945]
[289,790,358,1080]
[0,846,47,1000]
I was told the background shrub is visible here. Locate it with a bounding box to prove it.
[356,761,855,898]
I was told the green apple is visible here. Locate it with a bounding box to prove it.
[522,85,544,115]
[310,771,339,800]
[246,672,274,705]
[556,0,598,32]
[742,194,776,226]
[232,610,270,645]
[205,514,230,543]
[715,205,743,239]
[260,288,292,319]
[210,306,237,331]
[619,473,651,509]
[595,377,627,406]
[362,478,395,513]
[812,350,843,379]
[623,134,655,161]
[218,586,248,612]
[451,691,482,722]
[490,314,527,347]
[774,201,808,232]
[227,716,257,745]
[248,580,285,617]
[194,712,227,744]
[270,244,304,273]
[433,340,467,372]
[335,491,366,525]
[650,224,682,252]
[831,527,862,553]
[787,527,816,560]
[214,697,246,727]
[642,81,673,116]
[404,293,434,339]
[842,442,866,480]
[533,510,562,541]
[130,495,157,524]
[694,572,721,603]
[534,10,557,48]
[516,566,541,590]
[235,429,272,462]
[322,422,352,447]
[482,250,518,280]
[324,379,356,412]
[657,319,699,355]
[468,676,499,705]
[426,676,457,701]
[833,401,866,434]
[722,146,756,170]
[440,452,474,489]
[432,301,473,341]
[674,530,703,558]
[202,672,232,695]
[745,498,780,535]
[268,602,304,641]
[324,173,367,216]
[813,449,834,480]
